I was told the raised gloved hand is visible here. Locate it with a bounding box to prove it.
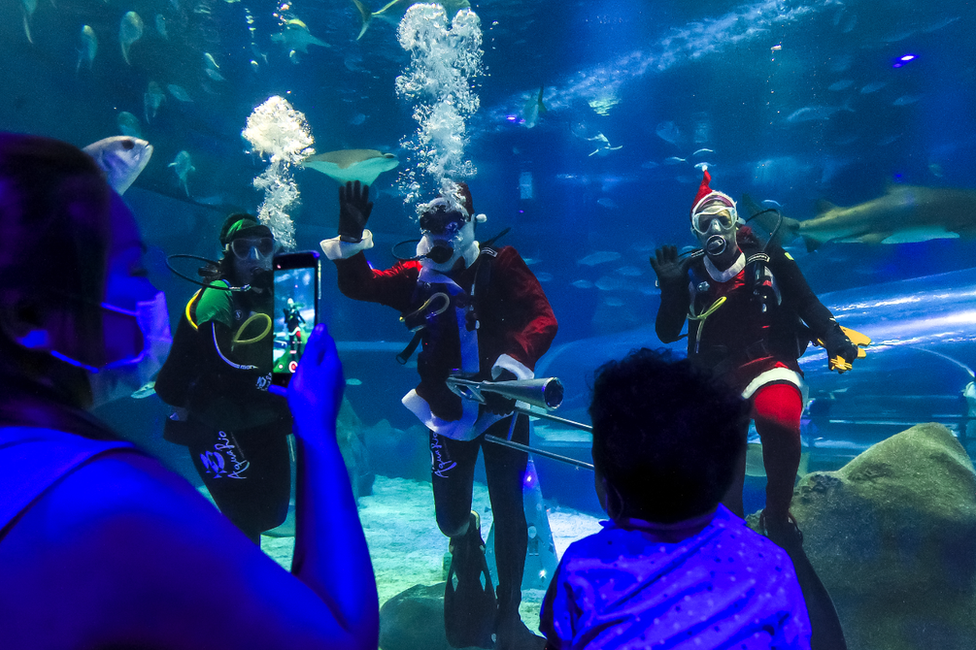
[338,180,373,243]
[482,369,517,415]
[649,245,692,290]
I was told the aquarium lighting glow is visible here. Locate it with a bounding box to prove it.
[893,54,917,68]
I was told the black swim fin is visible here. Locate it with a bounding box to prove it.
[444,511,497,649]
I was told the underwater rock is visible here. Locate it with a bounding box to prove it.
[787,423,976,650]
[337,396,375,498]
[379,582,453,650]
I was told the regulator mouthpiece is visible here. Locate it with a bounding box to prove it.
[705,235,728,257]
[425,243,454,264]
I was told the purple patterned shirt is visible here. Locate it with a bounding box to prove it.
[540,505,811,649]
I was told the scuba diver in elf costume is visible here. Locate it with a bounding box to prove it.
[321,180,557,650]
[650,168,866,542]
[155,214,292,544]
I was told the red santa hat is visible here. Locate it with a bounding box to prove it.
[689,166,738,233]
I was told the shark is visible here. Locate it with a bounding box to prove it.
[83,136,153,195]
[351,0,470,40]
[303,149,399,185]
[742,185,976,251]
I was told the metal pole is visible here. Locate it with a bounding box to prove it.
[484,435,594,470]
[516,406,592,433]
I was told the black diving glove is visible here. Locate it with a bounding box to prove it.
[649,245,692,290]
[483,369,518,415]
[338,180,373,243]
[820,323,858,369]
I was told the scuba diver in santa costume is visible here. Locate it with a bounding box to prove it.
[650,168,859,542]
[321,180,557,650]
[651,169,864,650]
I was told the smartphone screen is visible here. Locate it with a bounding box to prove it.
[272,252,320,383]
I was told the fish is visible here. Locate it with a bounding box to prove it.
[271,18,329,57]
[346,378,363,386]
[860,81,888,94]
[303,149,399,185]
[120,11,144,66]
[694,162,713,171]
[155,15,168,39]
[535,272,553,283]
[692,148,714,157]
[587,132,622,157]
[655,121,681,145]
[77,25,98,73]
[167,84,192,102]
[615,266,643,277]
[130,381,157,399]
[742,186,976,251]
[827,79,854,91]
[117,111,142,138]
[596,197,618,210]
[785,102,853,123]
[571,280,594,289]
[594,276,626,291]
[893,94,923,106]
[144,81,166,123]
[522,86,547,129]
[203,52,225,81]
[82,136,153,195]
[664,156,686,164]
[351,0,470,40]
[577,251,621,266]
[168,150,195,196]
[603,297,625,307]
[21,0,36,44]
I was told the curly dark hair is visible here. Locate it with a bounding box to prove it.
[589,348,749,523]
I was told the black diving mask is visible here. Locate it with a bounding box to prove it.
[419,200,469,236]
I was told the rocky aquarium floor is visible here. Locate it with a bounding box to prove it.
[261,474,603,626]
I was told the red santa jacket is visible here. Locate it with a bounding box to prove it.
[335,245,558,438]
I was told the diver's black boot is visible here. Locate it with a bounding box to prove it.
[445,511,497,649]
[494,611,546,650]
[761,510,848,650]
[760,509,804,553]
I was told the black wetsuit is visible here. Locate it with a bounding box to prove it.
[156,282,291,540]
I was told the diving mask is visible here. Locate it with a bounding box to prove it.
[229,236,275,260]
[690,193,738,236]
[419,198,470,236]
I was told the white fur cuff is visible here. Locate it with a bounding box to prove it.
[320,230,374,261]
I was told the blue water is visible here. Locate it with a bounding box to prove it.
[7,0,976,511]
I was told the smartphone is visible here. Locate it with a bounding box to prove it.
[271,251,321,386]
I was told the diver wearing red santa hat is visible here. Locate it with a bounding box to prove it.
[650,167,858,544]
[321,180,556,650]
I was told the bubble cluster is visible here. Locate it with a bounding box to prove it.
[395,4,483,216]
[242,95,314,249]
